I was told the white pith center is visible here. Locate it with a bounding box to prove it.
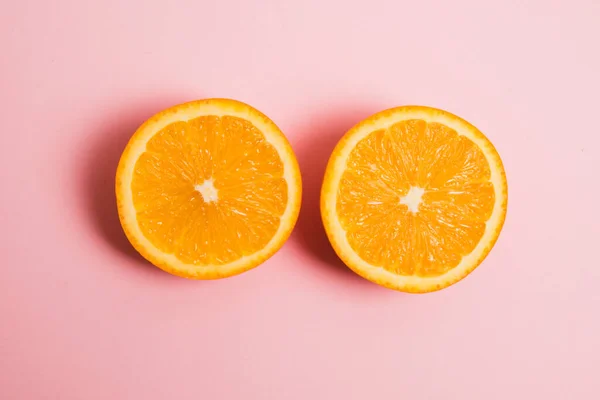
[195,178,218,203]
[400,186,425,213]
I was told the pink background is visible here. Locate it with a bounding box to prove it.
[1,0,599,398]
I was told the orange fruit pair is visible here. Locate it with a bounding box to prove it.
[116,99,507,292]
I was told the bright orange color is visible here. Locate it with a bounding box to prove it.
[321,106,507,293]
[116,99,302,279]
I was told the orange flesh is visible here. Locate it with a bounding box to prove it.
[336,119,494,277]
[131,115,287,265]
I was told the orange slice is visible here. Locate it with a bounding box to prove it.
[321,106,507,293]
[116,99,301,279]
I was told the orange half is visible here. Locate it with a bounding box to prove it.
[321,106,507,293]
[116,99,301,278]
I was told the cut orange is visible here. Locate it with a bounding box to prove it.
[116,99,301,279]
[321,106,507,293]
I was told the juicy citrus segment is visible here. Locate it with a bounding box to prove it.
[131,115,287,265]
[321,106,507,293]
[116,99,301,279]
[338,120,494,276]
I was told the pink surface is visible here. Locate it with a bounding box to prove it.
[1,1,599,398]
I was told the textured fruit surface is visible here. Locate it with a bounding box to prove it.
[116,99,301,279]
[321,106,507,293]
